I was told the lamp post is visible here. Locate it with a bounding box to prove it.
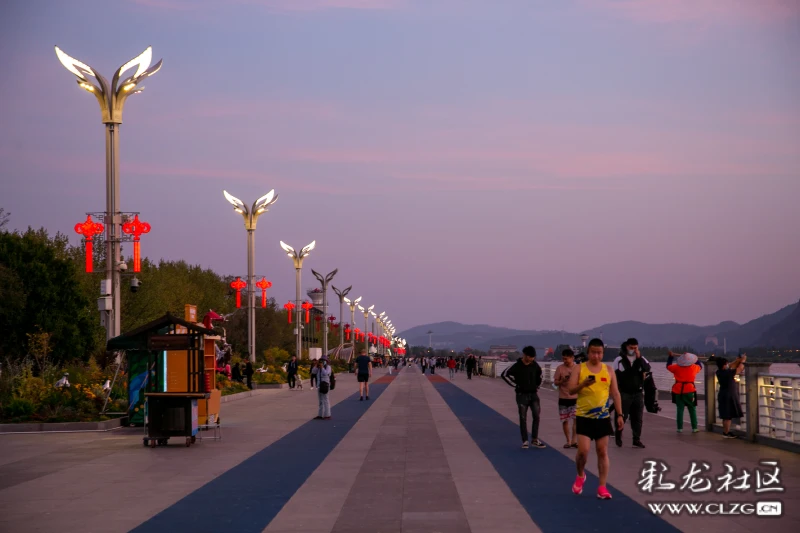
[311,269,337,358]
[55,46,162,342]
[223,190,278,363]
[280,241,315,359]
[358,304,374,355]
[332,285,352,348]
[370,310,377,355]
[345,296,361,354]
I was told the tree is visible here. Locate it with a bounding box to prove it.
[0,208,9,230]
[0,229,99,365]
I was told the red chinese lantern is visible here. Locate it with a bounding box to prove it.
[230,277,247,308]
[284,301,295,323]
[74,215,104,273]
[328,316,336,327]
[344,324,351,340]
[315,315,322,323]
[354,327,361,341]
[255,278,272,308]
[121,214,151,272]
[301,301,313,323]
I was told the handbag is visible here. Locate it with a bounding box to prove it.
[319,380,330,394]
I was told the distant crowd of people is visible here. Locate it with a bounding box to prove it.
[416,354,484,379]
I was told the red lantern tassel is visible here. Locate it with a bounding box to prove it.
[235,290,241,308]
[133,241,141,272]
[85,238,93,273]
[261,290,267,308]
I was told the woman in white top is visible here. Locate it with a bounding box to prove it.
[312,356,333,420]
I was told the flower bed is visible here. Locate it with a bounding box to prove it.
[0,358,128,424]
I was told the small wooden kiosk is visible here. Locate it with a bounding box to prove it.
[108,312,215,448]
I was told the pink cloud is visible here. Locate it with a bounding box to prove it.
[128,0,402,12]
[582,0,799,24]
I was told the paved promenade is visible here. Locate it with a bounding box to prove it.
[0,366,797,533]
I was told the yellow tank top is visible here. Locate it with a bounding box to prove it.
[575,363,612,419]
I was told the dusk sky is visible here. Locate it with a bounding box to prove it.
[1,0,799,334]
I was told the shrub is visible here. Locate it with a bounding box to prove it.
[16,376,49,403]
[4,398,35,418]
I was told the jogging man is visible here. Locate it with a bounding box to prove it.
[355,349,372,401]
[501,346,545,449]
[553,348,578,448]
[612,338,650,448]
[568,338,624,500]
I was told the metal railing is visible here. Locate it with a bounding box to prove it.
[757,374,800,444]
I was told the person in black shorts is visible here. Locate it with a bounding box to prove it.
[567,339,624,500]
[355,349,372,401]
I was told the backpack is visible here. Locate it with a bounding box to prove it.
[330,372,336,391]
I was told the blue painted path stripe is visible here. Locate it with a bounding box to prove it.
[130,384,389,533]
[432,382,679,533]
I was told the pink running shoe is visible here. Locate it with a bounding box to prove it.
[572,474,586,495]
[597,486,612,500]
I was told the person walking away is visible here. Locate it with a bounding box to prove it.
[466,354,476,380]
[429,355,436,375]
[447,356,456,380]
[478,356,483,376]
[554,348,578,448]
[712,355,745,438]
[310,360,318,389]
[232,362,242,383]
[501,346,546,449]
[287,355,298,390]
[421,357,427,374]
[612,338,650,448]
[355,349,372,401]
[312,356,333,420]
[666,351,703,433]
[244,360,254,390]
[568,338,624,500]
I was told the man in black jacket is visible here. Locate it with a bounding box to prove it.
[501,346,546,449]
[287,355,298,390]
[612,338,650,448]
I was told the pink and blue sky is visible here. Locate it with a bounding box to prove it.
[1,0,798,333]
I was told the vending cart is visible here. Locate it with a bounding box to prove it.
[107,313,215,448]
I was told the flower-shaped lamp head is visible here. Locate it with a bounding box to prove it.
[55,45,162,124]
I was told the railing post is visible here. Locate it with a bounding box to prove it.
[744,362,770,443]
[704,363,716,431]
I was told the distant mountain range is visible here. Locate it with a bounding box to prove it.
[398,300,800,351]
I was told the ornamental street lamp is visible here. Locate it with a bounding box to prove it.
[332,285,352,348]
[223,190,278,363]
[358,304,374,354]
[311,269,337,359]
[280,240,315,359]
[344,296,361,353]
[55,45,162,342]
